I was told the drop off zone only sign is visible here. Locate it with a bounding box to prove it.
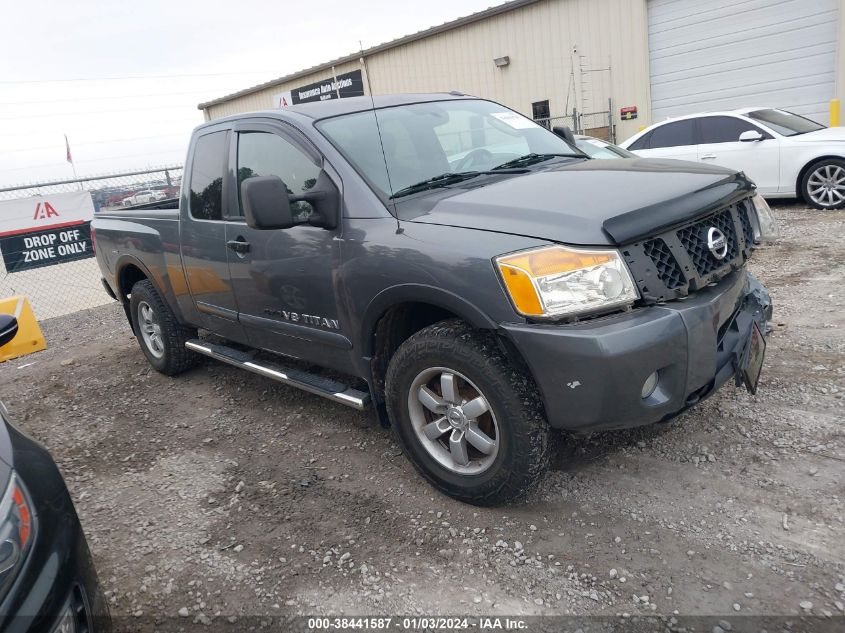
[0,191,95,273]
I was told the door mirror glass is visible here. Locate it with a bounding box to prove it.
[739,130,764,142]
[0,315,18,348]
[241,176,296,230]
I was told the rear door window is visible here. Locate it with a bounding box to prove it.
[189,131,228,221]
[648,120,696,149]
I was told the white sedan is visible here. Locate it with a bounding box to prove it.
[122,190,167,207]
[620,108,845,210]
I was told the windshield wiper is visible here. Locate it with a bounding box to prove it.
[389,169,525,199]
[492,152,583,170]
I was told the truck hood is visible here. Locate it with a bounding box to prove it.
[397,158,755,245]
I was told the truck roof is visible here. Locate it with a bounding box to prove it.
[199,92,474,128]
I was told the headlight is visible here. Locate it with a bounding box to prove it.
[750,194,778,242]
[496,245,638,318]
[0,473,34,604]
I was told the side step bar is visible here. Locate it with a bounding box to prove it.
[185,340,371,410]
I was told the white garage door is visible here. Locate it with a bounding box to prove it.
[648,0,839,124]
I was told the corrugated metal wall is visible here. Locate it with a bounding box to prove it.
[203,0,652,141]
[648,0,840,125]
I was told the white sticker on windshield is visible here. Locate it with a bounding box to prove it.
[491,112,537,129]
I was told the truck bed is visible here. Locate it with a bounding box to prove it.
[107,197,180,214]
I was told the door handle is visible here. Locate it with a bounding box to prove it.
[226,239,250,254]
[701,154,717,160]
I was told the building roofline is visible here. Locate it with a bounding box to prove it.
[197,0,544,110]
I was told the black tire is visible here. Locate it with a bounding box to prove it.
[385,319,551,505]
[801,158,845,210]
[129,279,198,375]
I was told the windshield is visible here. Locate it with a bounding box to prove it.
[746,109,825,136]
[575,137,636,159]
[317,99,583,199]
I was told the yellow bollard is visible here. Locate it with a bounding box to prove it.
[831,99,841,127]
[0,296,47,362]
[638,124,647,132]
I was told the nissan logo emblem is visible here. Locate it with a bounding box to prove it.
[706,227,728,260]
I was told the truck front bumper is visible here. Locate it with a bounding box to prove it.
[501,270,772,434]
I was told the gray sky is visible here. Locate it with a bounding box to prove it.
[0,0,502,187]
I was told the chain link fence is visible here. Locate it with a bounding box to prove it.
[537,109,615,143]
[0,166,182,320]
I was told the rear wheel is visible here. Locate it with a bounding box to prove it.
[385,320,551,505]
[801,158,845,210]
[129,279,198,375]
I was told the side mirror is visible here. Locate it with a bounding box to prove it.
[552,125,577,145]
[739,130,764,142]
[242,176,296,230]
[0,314,18,348]
[241,170,339,231]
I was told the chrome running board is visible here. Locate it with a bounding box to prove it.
[185,339,370,410]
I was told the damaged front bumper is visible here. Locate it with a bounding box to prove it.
[502,270,772,433]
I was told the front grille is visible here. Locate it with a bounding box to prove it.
[677,208,738,277]
[622,198,755,304]
[643,238,684,289]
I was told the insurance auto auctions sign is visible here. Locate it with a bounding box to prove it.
[0,191,95,273]
[273,69,364,106]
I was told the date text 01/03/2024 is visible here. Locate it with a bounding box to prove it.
[306,617,529,630]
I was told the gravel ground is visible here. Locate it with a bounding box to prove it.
[0,202,843,629]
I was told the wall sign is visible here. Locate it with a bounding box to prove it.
[276,69,365,106]
[0,191,95,273]
[621,106,638,120]
[273,90,293,108]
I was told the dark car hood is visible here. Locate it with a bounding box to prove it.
[397,158,754,245]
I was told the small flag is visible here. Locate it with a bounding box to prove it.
[65,134,73,163]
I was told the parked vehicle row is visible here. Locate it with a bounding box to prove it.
[621,108,845,210]
[92,94,774,505]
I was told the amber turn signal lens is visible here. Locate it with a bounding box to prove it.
[497,264,544,316]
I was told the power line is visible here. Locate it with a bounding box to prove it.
[1,148,185,171]
[0,103,205,121]
[0,71,280,84]
[0,88,250,106]
[0,117,201,137]
[0,133,188,155]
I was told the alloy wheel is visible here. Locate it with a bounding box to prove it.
[138,301,165,359]
[407,367,499,474]
[807,164,845,208]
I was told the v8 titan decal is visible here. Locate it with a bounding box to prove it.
[264,308,340,330]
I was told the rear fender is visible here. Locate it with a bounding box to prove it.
[115,254,187,327]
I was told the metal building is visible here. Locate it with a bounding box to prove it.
[198,0,845,142]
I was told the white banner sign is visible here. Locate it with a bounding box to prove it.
[0,190,94,238]
[273,90,293,108]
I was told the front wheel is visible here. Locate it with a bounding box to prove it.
[385,320,551,505]
[801,159,845,210]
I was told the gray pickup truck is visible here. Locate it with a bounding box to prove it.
[92,93,773,504]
